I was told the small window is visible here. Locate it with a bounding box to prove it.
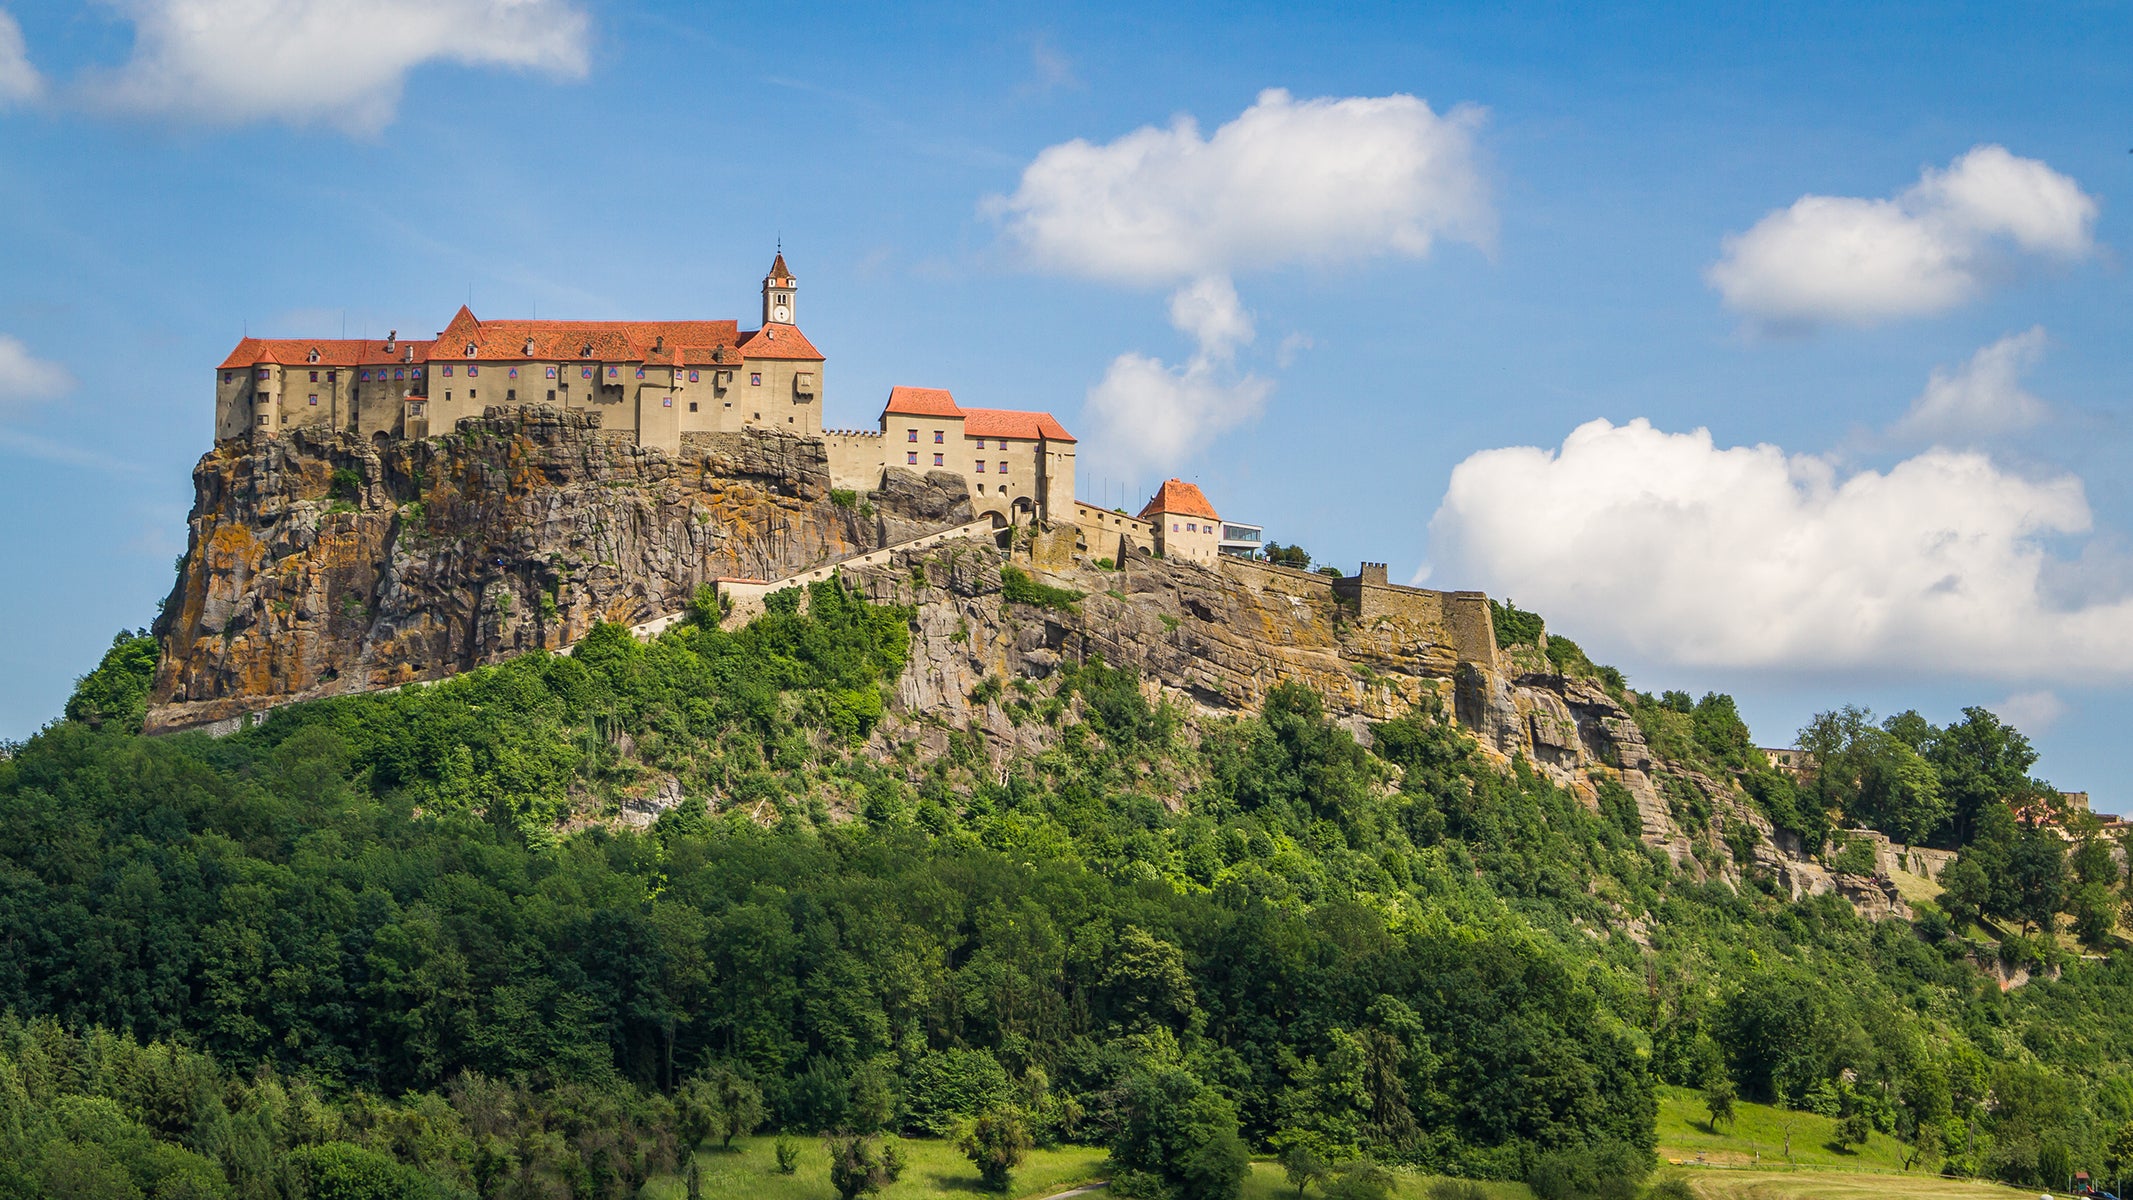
[443,366,454,377]
[975,438,985,449]
[309,371,318,382]
[470,389,477,399]
[222,371,233,384]
[976,461,986,473]
[395,369,405,380]
[933,430,944,444]
[326,371,336,382]
[546,367,557,378]
[467,366,478,377]
[308,394,318,406]
[751,372,763,386]
[933,453,944,467]
[636,368,646,379]
[907,452,918,465]
[506,389,515,402]
[688,370,699,382]
[256,368,269,380]
[509,368,519,379]
[907,429,918,442]
[663,396,673,407]
[412,368,423,378]
[547,389,556,402]
[582,367,593,379]
[607,367,618,378]
[688,401,698,412]
[258,414,268,426]
[998,462,1006,474]
[445,390,452,401]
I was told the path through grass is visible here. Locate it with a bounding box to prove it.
[640,1134,1106,1200]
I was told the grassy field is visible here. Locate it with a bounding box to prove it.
[639,1134,1107,1200]
[1242,1163,1536,1199]
[1680,1168,2051,1200]
[1656,1086,1914,1172]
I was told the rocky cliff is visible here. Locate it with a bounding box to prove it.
[147,407,970,734]
[149,410,1913,916]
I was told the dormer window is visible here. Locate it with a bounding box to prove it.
[307,348,320,363]
[523,337,536,355]
[464,342,477,357]
[580,342,594,358]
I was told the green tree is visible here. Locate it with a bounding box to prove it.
[1702,1075,1737,1133]
[825,1133,897,1200]
[1929,707,2039,847]
[959,1108,1033,1193]
[1278,1140,1331,1199]
[2008,820,2068,935]
[1836,1110,1873,1151]
[679,1065,765,1151]
[64,630,158,733]
[1112,1067,1250,1200]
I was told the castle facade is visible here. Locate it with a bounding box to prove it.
[215,252,1235,561]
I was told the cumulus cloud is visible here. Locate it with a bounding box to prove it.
[0,10,41,105]
[1429,417,2133,681]
[1893,327,2049,442]
[85,0,590,134]
[1993,690,2069,736]
[1084,276,1271,472]
[989,87,1492,285]
[1708,146,2097,328]
[0,335,74,406]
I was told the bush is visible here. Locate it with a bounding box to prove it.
[64,631,158,733]
[830,488,858,509]
[1000,566,1082,610]
[1490,599,1545,648]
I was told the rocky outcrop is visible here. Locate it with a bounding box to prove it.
[147,407,970,733]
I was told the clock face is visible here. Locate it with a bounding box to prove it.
[773,304,790,322]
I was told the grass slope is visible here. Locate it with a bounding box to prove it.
[641,1135,1106,1200]
[1656,1087,1911,1172]
[1243,1163,1537,1199]
[1683,1170,2051,1200]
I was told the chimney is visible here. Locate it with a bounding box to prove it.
[384,329,397,350]
[654,335,665,352]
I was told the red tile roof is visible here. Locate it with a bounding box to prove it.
[222,307,821,373]
[767,251,792,281]
[882,386,964,418]
[736,324,823,361]
[1139,479,1219,522]
[217,337,436,369]
[962,407,1076,443]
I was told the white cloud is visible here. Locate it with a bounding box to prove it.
[1894,327,2049,442]
[1708,145,2097,328]
[988,87,1492,285]
[0,334,74,406]
[1084,277,1270,472]
[1993,690,2069,736]
[1429,417,2133,681]
[0,10,41,105]
[85,0,590,134]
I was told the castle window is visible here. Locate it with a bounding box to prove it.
[507,389,516,402]
[308,394,318,406]
[508,368,519,379]
[750,372,762,386]
[582,367,593,378]
[933,430,944,444]
[223,371,233,384]
[548,390,557,402]
[975,438,985,449]
[607,367,618,378]
[258,414,268,426]
[326,371,336,382]
[907,429,917,442]
[256,368,269,380]
[546,367,557,378]
[688,370,699,382]
[395,369,405,380]
[467,366,478,377]
[688,401,698,412]
[976,461,986,473]
[636,368,646,379]
[1173,524,1180,532]
[443,366,453,377]
[998,462,1006,474]
[445,391,452,401]
[470,389,477,399]
[309,371,318,382]
[933,453,944,467]
[907,452,918,465]
[412,368,422,378]
[663,396,673,407]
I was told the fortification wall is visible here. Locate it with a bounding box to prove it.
[1072,500,1156,562]
[823,429,886,492]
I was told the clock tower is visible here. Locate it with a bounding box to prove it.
[762,250,796,326]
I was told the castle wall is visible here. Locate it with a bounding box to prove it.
[1072,500,1155,562]
[823,430,886,491]
[1152,512,1221,564]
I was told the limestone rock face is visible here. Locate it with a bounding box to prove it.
[147,408,969,733]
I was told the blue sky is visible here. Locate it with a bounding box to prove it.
[1,2,2129,804]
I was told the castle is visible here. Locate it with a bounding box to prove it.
[215,251,1256,566]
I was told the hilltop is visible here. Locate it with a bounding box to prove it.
[4,409,2128,1199]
